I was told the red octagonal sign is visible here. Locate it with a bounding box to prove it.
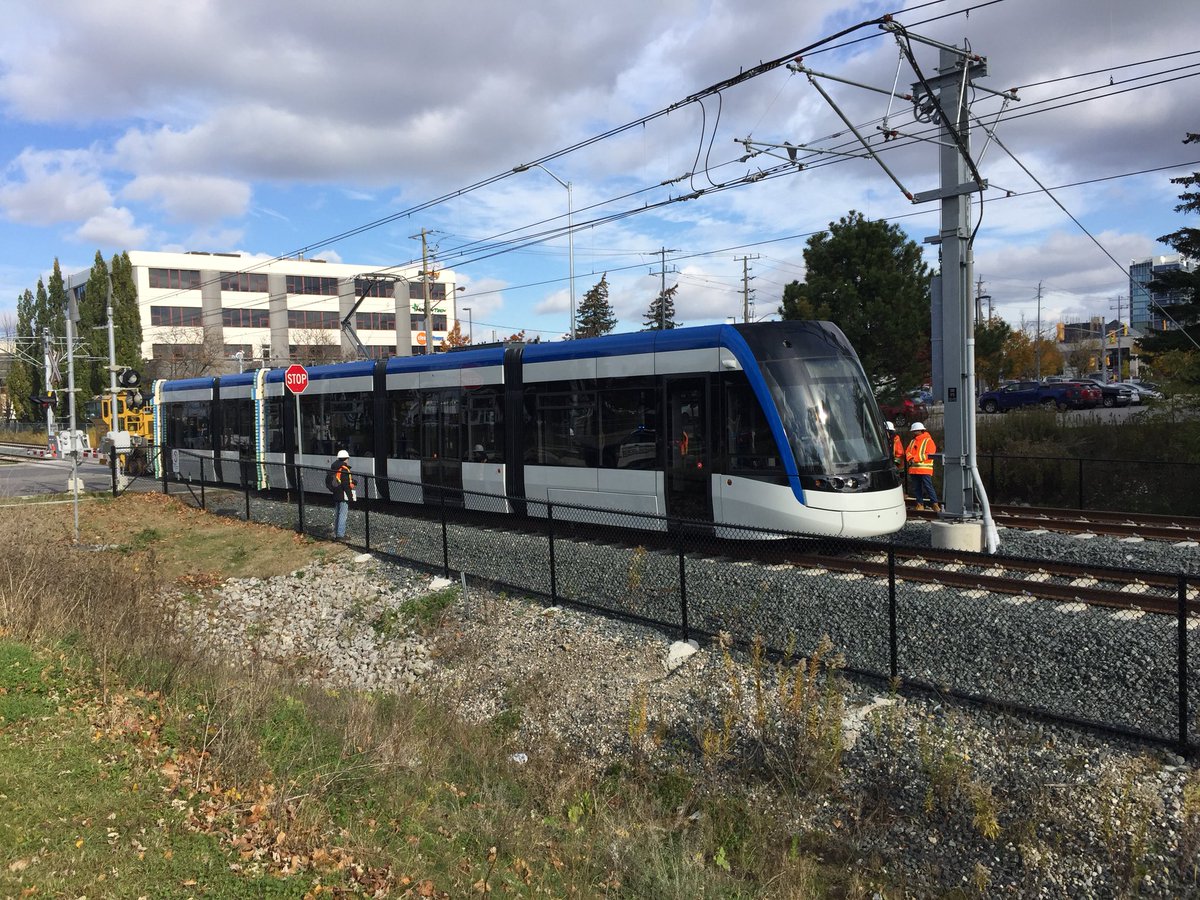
[284,363,309,394]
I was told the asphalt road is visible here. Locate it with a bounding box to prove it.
[0,454,120,499]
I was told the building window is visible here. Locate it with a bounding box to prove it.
[150,306,203,326]
[408,282,447,300]
[288,310,339,329]
[220,271,269,292]
[410,314,424,331]
[356,312,396,331]
[286,275,339,296]
[354,278,398,298]
[222,308,270,328]
[432,314,447,331]
[149,268,201,290]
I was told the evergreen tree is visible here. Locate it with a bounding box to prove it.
[110,252,145,374]
[642,283,680,331]
[1141,133,1200,381]
[779,210,932,396]
[81,251,111,397]
[576,274,616,338]
[7,289,36,418]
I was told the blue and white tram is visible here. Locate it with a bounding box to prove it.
[154,321,905,538]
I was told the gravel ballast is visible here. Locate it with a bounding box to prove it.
[164,497,1200,897]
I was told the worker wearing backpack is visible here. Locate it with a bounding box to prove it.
[328,450,356,539]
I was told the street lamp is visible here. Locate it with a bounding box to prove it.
[461,306,472,345]
[513,162,575,340]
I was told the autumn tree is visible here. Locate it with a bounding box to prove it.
[974,316,1012,390]
[444,319,469,348]
[576,274,616,338]
[643,283,680,330]
[779,211,931,396]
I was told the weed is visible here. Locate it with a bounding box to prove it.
[1178,770,1200,880]
[399,585,460,630]
[627,545,649,592]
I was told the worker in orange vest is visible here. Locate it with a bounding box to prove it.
[886,422,904,469]
[905,422,940,512]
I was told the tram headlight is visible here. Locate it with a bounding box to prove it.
[811,471,872,493]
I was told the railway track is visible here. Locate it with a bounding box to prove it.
[908,503,1200,542]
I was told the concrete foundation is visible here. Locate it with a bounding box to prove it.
[930,519,983,553]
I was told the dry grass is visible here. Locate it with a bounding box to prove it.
[0,495,882,898]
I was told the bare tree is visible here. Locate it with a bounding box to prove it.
[291,328,344,365]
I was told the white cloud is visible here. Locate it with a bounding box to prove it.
[122,174,251,223]
[73,206,149,247]
[0,148,111,225]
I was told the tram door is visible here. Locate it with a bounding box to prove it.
[420,389,463,505]
[665,377,712,524]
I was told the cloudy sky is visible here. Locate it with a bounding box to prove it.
[1,0,1197,343]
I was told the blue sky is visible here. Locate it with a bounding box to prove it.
[1,0,1197,344]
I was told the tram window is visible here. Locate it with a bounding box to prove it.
[527,384,596,467]
[600,386,658,469]
[220,398,254,453]
[722,375,781,473]
[466,388,503,462]
[179,400,211,450]
[299,391,373,456]
[441,391,462,462]
[390,391,420,459]
[265,397,284,452]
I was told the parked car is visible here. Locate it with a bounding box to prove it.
[1129,380,1166,400]
[1114,381,1162,403]
[878,394,928,426]
[977,380,1101,413]
[1076,378,1131,408]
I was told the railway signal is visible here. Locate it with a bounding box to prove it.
[285,364,309,394]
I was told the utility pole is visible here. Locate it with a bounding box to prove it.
[652,247,677,329]
[1109,293,1125,379]
[1035,281,1042,381]
[411,229,434,354]
[41,326,55,445]
[737,254,759,323]
[922,42,990,535]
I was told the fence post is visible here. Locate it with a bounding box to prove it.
[547,502,558,605]
[296,464,305,534]
[363,477,371,552]
[243,459,251,521]
[439,485,449,578]
[678,537,690,642]
[889,543,898,680]
[199,458,206,511]
[1179,573,1190,755]
[161,446,169,495]
[1077,457,1084,511]
[110,447,118,498]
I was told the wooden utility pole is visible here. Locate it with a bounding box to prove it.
[736,254,759,322]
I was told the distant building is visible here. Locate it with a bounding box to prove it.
[1130,255,1196,333]
[1056,316,1139,380]
[67,250,458,377]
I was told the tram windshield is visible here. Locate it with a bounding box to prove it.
[758,354,888,475]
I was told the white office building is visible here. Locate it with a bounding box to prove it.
[70,250,458,375]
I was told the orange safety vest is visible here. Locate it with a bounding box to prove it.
[905,431,936,476]
[891,433,904,468]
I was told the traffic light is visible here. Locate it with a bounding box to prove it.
[30,394,54,410]
[117,368,141,388]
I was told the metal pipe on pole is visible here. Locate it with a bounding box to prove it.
[513,163,575,339]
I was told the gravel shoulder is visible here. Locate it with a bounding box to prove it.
[169,531,1200,899]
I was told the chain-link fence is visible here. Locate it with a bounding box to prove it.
[144,448,1199,755]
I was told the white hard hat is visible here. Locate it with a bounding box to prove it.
[910,422,925,432]
[336,449,350,459]
[885,421,895,431]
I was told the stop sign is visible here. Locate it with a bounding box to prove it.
[284,364,309,394]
